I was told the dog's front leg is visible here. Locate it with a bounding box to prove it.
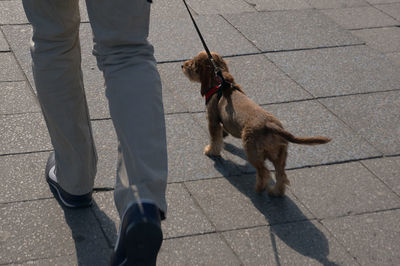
[204,113,223,156]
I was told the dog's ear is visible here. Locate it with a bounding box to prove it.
[212,53,229,72]
[199,61,211,96]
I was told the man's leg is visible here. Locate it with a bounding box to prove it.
[22,0,97,197]
[85,0,168,218]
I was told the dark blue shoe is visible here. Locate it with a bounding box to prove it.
[45,152,92,208]
[110,202,163,266]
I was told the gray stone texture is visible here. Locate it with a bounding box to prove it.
[250,0,312,11]
[0,199,110,265]
[186,0,255,14]
[387,51,400,65]
[375,3,400,20]
[320,91,400,155]
[362,157,400,195]
[306,0,369,9]
[149,15,258,62]
[263,100,381,168]
[159,54,313,114]
[0,81,39,115]
[224,10,363,52]
[288,162,400,218]
[1,25,34,85]
[0,52,25,81]
[0,0,28,25]
[0,29,8,51]
[367,0,400,4]
[0,113,51,155]
[321,6,399,29]
[92,185,215,244]
[91,119,118,188]
[322,209,400,266]
[351,27,400,54]
[267,46,400,97]
[165,113,236,182]
[158,234,241,265]
[185,177,314,231]
[0,152,52,203]
[223,223,357,265]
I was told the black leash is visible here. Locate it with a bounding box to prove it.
[182,0,228,88]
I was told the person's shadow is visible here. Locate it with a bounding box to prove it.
[210,142,340,266]
[51,188,118,266]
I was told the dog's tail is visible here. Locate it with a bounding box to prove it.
[266,123,331,145]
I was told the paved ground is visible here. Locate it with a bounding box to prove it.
[1,0,400,265]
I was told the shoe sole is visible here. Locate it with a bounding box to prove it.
[122,221,163,266]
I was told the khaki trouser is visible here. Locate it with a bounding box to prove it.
[22,0,168,217]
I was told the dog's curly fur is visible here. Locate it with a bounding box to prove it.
[182,51,331,196]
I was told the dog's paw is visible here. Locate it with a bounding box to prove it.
[204,145,221,156]
[267,186,286,197]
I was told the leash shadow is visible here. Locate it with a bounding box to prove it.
[209,144,339,266]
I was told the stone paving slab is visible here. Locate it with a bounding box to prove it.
[0,152,51,203]
[159,54,313,113]
[362,157,400,196]
[0,0,27,25]
[149,15,258,62]
[157,234,241,265]
[185,0,255,14]
[223,222,357,265]
[91,114,239,187]
[92,185,215,244]
[320,91,400,155]
[368,0,400,4]
[9,255,79,266]
[351,27,400,54]
[322,209,400,266]
[150,0,194,18]
[288,162,400,219]
[375,3,400,21]
[265,100,380,168]
[0,29,8,51]
[91,120,118,188]
[1,25,34,85]
[223,10,363,52]
[306,0,369,9]
[388,52,400,65]
[0,199,110,265]
[191,99,381,171]
[249,0,311,11]
[165,113,236,182]
[321,6,399,29]
[267,46,400,97]
[185,177,314,231]
[0,81,39,115]
[0,52,25,82]
[0,113,51,155]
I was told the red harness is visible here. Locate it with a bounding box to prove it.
[204,84,222,104]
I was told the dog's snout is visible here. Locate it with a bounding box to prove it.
[181,65,183,69]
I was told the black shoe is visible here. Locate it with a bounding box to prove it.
[110,202,163,266]
[45,152,92,208]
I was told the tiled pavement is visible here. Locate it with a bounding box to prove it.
[1,0,400,265]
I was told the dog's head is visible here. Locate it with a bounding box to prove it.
[182,51,229,96]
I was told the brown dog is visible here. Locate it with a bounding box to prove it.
[182,51,331,196]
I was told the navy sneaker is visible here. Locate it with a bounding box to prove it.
[110,202,163,266]
[45,152,92,208]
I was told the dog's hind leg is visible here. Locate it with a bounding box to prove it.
[244,138,271,193]
[269,146,289,197]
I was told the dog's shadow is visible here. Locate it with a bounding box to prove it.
[210,143,339,266]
